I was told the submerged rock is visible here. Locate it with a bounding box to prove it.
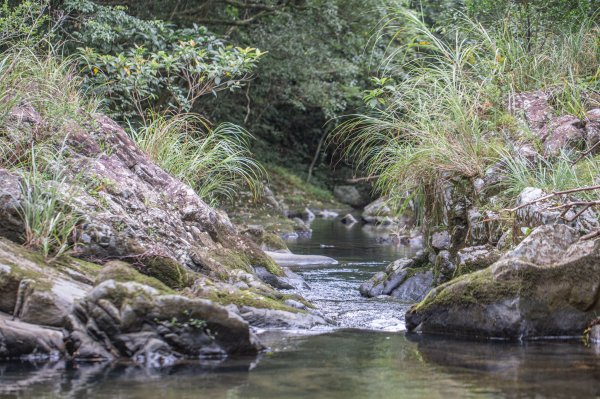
[265,251,337,267]
[406,225,600,339]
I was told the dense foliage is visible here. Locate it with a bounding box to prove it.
[334,1,599,224]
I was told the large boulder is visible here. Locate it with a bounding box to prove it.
[333,185,371,208]
[406,225,600,339]
[65,280,263,365]
[0,106,280,284]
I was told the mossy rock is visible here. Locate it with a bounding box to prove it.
[407,226,600,339]
[95,261,173,293]
[140,256,188,289]
[207,288,301,313]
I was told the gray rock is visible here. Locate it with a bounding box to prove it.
[333,185,370,208]
[515,187,599,235]
[0,108,276,286]
[65,281,262,363]
[0,238,93,328]
[544,115,585,156]
[508,90,552,137]
[434,250,455,283]
[0,170,23,242]
[0,313,64,360]
[318,210,339,219]
[430,231,450,251]
[238,306,329,329]
[590,324,600,345]
[406,225,600,339]
[254,266,309,290]
[361,258,434,303]
[456,245,501,275]
[265,251,337,267]
[359,271,387,297]
[390,271,434,303]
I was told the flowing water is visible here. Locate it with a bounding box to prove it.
[2,218,600,398]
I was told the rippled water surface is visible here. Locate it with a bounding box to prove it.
[2,218,600,398]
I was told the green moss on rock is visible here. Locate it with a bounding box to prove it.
[95,261,173,293]
[140,256,188,289]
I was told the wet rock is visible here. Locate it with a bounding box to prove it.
[361,258,434,303]
[340,213,358,225]
[65,280,262,363]
[0,313,65,360]
[254,266,309,290]
[333,185,370,208]
[318,210,339,219]
[238,306,329,329]
[406,225,600,339]
[390,271,434,303]
[359,272,387,297]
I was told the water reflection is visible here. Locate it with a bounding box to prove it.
[3,331,598,398]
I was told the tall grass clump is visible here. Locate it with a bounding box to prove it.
[332,8,599,223]
[17,147,82,260]
[133,113,265,205]
[0,47,99,168]
[0,45,96,259]
[499,150,600,202]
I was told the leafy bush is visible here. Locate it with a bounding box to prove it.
[63,0,263,122]
[132,113,265,205]
[0,0,49,48]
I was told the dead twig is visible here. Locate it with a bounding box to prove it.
[581,230,600,240]
[346,175,381,184]
[507,185,600,212]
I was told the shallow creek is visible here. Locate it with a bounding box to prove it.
[1,218,599,398]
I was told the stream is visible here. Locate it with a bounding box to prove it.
[1,218,599,398]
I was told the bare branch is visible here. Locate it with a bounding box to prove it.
[507,185,600,212]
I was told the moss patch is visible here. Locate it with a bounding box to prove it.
[413,267,522,313]
[140,256,188,289]
[207,288,303,313]
[95,261,173,293]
